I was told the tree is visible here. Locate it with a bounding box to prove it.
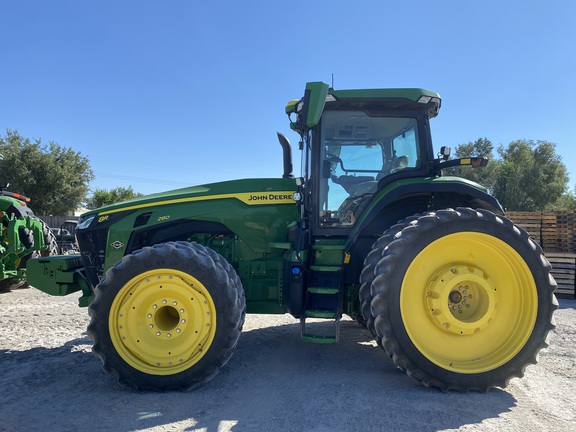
[451,138,501,193]
[552,188,576,210]
[0,130,94,215]
[86,186,143,209]
[493,140,568,211]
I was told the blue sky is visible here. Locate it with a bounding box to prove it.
[1,1,575,196]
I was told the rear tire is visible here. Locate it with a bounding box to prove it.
[38,220,59,257]
[87,241,246,391]
[0,278,25,293]
[363,208,557,392]
[359,215,422,339]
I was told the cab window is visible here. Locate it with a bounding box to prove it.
[318,111,419,227]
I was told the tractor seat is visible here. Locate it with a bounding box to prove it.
[376,155,409,181]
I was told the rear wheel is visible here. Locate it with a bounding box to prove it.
[87,241,246,391]
[363,208,557,391]
[359,216,421,338]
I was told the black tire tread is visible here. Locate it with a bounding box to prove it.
[363,207,557,392]
[87,241,246,391]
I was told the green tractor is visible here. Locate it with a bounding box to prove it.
[0,172,58,292]
[27,82,557,392]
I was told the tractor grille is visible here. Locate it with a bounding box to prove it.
[76,227,108,288]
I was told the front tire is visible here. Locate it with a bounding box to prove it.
[362,208,557,392]
[87,241,246,391]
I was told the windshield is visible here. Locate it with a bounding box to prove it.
[318,110,420,227]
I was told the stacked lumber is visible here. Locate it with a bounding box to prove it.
[546,253,576,299]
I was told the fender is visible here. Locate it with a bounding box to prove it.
[343,176,503,282]
[0,194,36,218]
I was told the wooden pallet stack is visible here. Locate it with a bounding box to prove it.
[541,213,561,251]
[556,210,576,252]
[505,211,576,299]
[545,253,576,299]
[504,212,542,243]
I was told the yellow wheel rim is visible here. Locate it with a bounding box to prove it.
[400,232,538,374]
[109,269,217,375]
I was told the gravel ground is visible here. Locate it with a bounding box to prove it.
[1,288,575,432]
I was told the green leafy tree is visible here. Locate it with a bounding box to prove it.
[86,186,143,209]
[451,138,501,193]
[493,140,568,211]
[549,184,576,211]
[0,130,94,215]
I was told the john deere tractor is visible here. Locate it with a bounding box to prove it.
[27,82,557,392]
[0,176,58,292]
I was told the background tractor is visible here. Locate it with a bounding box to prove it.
[27,82,557,392]
[51,220,79,255]
[0,158,58,292]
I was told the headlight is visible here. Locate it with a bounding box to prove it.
[77,215,95,230]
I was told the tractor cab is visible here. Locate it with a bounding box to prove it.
[285,83,441,235]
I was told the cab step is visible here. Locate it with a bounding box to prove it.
[301,332,339,344]
[300,309,340,344]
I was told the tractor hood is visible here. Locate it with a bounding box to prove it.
[78,178,299,229]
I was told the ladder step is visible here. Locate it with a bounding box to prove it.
[312,244,345,250]
[304,309,337,319]
[301,334,338,344]
[310,265,341,272]
[300,316,341,344]
[308,286,339,295]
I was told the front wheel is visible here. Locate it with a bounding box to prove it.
[363,208,557,392]
[87,241,246,391]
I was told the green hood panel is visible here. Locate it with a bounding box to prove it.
[88,178,301,261]
[85,178,299,217]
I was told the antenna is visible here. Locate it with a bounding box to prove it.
[331,73,334,89]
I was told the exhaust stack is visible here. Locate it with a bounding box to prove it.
[277,132,294,179]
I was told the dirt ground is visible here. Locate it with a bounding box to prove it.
[1,288,575,432]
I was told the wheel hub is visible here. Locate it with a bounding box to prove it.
[146,299,189,339]
[427,265,496,335]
